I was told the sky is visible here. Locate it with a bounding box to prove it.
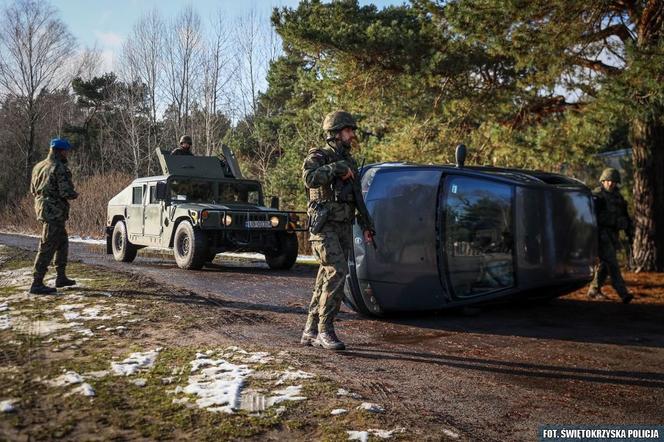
[47,0,405,72]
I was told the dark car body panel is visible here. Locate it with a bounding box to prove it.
[346,163,596,314]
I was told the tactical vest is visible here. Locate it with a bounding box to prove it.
[306,145,356,223]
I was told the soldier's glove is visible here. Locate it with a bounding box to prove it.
[332,161,354,181]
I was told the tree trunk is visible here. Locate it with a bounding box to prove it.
[631,115,664,271]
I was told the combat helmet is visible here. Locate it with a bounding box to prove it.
[179,135,193,145]
[599,167,621,183]
[323,111,357,133]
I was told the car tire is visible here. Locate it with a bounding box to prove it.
[112,221,138,263]
[204,250,217,266]
[265,232,298,270]
[173,221,207,270]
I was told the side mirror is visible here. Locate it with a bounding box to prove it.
[270,196,280,209]
[155,181,168,201]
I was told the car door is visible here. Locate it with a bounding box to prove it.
[143,183,163,237]
[126,184,145,239]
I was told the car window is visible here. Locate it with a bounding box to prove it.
[149,185,156,204]
[132,186,143,205]
[444,176,514,298]
[169,179,216,203]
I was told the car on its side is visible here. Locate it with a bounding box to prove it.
[345,157,597,316]
[106,148,306,270]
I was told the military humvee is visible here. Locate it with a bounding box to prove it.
[106,148,306,270]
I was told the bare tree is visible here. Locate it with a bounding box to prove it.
[163,5,202,145]
[199,12,233,155]
[121,9,164,166]
[0,0,76,185]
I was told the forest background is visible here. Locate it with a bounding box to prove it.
[0,0,662,271]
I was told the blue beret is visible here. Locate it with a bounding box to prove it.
[50,138,71,150]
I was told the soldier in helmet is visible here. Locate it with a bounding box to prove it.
[300,110,375,350]
[171,135,194,156]
[29,138,79,294]
[587,167,634,303]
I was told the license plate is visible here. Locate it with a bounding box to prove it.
[245,220,271,228]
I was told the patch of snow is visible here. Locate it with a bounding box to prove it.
[68,235,105,245]
[357,402,385,413]
[83,370,109,379]
[48,371,83,387]
[172,397,189,405]
[76,328,94,337]
[0,315,11,330]
[347,428,405,441]
[347,431,369,442]
[131,378,147,387]
[266,385,307,407]
[331,408,347,416]
[442,429,460,439]
[63,307,114,321]
[0,302,9,312]
[183,353,253,413]
[69,383,95,397]
[57,304,86,311]
[111,349,161,376]
[337,388,362,399]
[275,369,315,385]
[222,347,273,364]
[1,399,17,413]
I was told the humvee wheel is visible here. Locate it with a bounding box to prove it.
[173,221,207,270]
[265,232,298,270]
[112,221,137,263]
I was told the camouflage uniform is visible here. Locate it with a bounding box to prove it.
[31,149,78,285]
[589,176,633,302]
[302,143,374,339]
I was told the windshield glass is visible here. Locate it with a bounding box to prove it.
[169,179,261,204]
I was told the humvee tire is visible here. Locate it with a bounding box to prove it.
[112,221,138,263]
[173,221,207,270]
[265,232,298,270]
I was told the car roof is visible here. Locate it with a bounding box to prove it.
[367,162,587,187]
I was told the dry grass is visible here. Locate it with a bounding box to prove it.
[0,172,133,238]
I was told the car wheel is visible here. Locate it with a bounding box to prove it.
[173,221,207,270]
[265,232,298,270]
[112,221,137,263]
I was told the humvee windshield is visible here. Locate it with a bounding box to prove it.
[169,178,261,204]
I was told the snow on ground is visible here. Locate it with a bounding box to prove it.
[274,369,315,385]
[111,349,161,376]
[175,349,314,414]
[357,402,385,413]
[0,314,10,330]
[347,428,406,441]
[45,371,97,397]
[337,388,363,399]
[0,399,17,413]
[331,408,348,416]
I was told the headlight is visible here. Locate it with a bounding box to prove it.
[270,216,280,227]
[201,210,209,220]
[223,215,233,226]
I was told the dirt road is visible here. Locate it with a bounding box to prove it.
[1,232,663,441]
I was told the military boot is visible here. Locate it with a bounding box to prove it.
[313,329,345,351]
[621,293,634,304]
[300,327,317,346]
[29,278,57,295]
[587,288,606,300]
[55,274,76,288]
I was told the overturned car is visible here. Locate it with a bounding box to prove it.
[106,148,306,270]
[345,151,597,316]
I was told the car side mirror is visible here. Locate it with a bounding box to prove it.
[270,196,280,209]
[155,181,168,201]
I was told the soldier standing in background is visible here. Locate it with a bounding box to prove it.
[171,135,194,156]
[300,111,375,350]
[29,138,79,294]
[587,167,634,304]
